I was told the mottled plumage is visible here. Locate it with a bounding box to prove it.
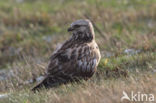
[32,19,101,91]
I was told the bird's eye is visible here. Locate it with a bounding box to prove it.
[74,25,80,28]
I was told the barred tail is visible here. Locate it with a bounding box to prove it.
[31,75,55,92]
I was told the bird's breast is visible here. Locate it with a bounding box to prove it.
[92,41,101,64]
[76,41,101,74]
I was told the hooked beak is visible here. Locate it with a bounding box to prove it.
[67,27,74,32]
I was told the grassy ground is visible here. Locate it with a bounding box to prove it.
[0,0,156,103]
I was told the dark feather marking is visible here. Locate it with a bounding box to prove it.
[32,20,101,92]
[78,48,82,58]
[58,53,69,62]
[71,49,76,59]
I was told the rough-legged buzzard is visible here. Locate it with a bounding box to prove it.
[32,19,101,91]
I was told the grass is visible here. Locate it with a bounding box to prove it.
[0,0,156,103]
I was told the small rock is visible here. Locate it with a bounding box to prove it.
[0,94,9,99]
[153,69,156,73]
[124,49,141,55]
[42,36,52,43]
[0,69,14,81]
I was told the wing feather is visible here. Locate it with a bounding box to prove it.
[46,43,99,79]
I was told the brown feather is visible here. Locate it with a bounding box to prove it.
[32,19,101,91]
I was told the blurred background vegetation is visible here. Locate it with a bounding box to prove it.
[0,0,155,68]
[0,0,156,103]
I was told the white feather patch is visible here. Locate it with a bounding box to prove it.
[92,58,97,69]
[78,60,83,67]
[83,61,87,72]
[66,48,72,59]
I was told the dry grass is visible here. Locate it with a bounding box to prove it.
[0,0,156,103]
[1,71,155,103]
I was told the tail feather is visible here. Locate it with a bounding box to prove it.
[31,76,61,92]
[31,77,48,92]
[31,74,78,92]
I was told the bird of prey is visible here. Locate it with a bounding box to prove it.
[32,19,101,91]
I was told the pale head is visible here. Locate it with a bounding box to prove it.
[68,19,95,42]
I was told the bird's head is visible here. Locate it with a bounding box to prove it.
[68,19,95,42]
